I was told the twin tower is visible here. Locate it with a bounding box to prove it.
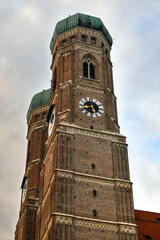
[15,13,138,240]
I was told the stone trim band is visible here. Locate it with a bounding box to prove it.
[58,123,126,143]
[56,169,132,189]
[53,212,137,234]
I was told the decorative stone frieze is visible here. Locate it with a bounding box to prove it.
[56,215,72,225]
[58,29,78,40]
[56,169,132,189]
[58,123,125,143]
[75,219,118,232]
[54,213,137,234]
[120,225,136,234]
[73,84,103,94]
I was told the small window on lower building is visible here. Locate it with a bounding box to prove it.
[144,235,151,240]
[81,35,87,42]
[91,37,96,45]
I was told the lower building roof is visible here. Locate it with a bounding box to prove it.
[135,209,160,240]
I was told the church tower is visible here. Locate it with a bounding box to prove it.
[15,13,138,240]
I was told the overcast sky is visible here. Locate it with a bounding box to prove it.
[0,0,160,239]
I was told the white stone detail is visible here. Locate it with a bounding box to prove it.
[73,84,103,94]
[120,225,136,234]
[74,44,101,54]
[56,215,72,225]
[31,158,41,163]
[60,124,120,142]
[54,213,137,234]
[75,175,114,187]
[59,80,72,89]
[58,172,72,179]
[56,169,132,189]
[75,219,118,232]
[116,182,131,189]
[58,28,78,40]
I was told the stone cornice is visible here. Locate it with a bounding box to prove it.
[57,123,126,144]
[56,169,132,189]
[73,83,117,100]
[74,42,102,54]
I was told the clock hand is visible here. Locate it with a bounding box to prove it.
[91,105,96,114]
[84,105,96,114]
[84,105,90,109]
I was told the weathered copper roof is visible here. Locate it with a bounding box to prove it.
[50,13,113,51]
[135,210,160,240]
[27,88,51,121]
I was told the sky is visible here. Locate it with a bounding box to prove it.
[0,0,160,239]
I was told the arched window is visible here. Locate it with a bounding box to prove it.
[83,58,95,79]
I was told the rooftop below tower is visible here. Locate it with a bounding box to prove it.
[50,13,113,51]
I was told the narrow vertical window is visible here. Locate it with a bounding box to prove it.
[27,152,30,164]
[91,37,96,45]
[91,163,95,169]
[93,209,97,217]
[71,36,76,43]
[62,40,67,47]
[53,68,57,92]
[81,35,87,42]
[36,115,40,122]
[90,62,95,79]
[83,61,88,78]
[27,140,31,164]
[93,190,97,196]
[83,58,95,79]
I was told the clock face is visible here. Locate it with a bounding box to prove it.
[48,108,56,137]
[22,179,28,203]
[79,97,104,117]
